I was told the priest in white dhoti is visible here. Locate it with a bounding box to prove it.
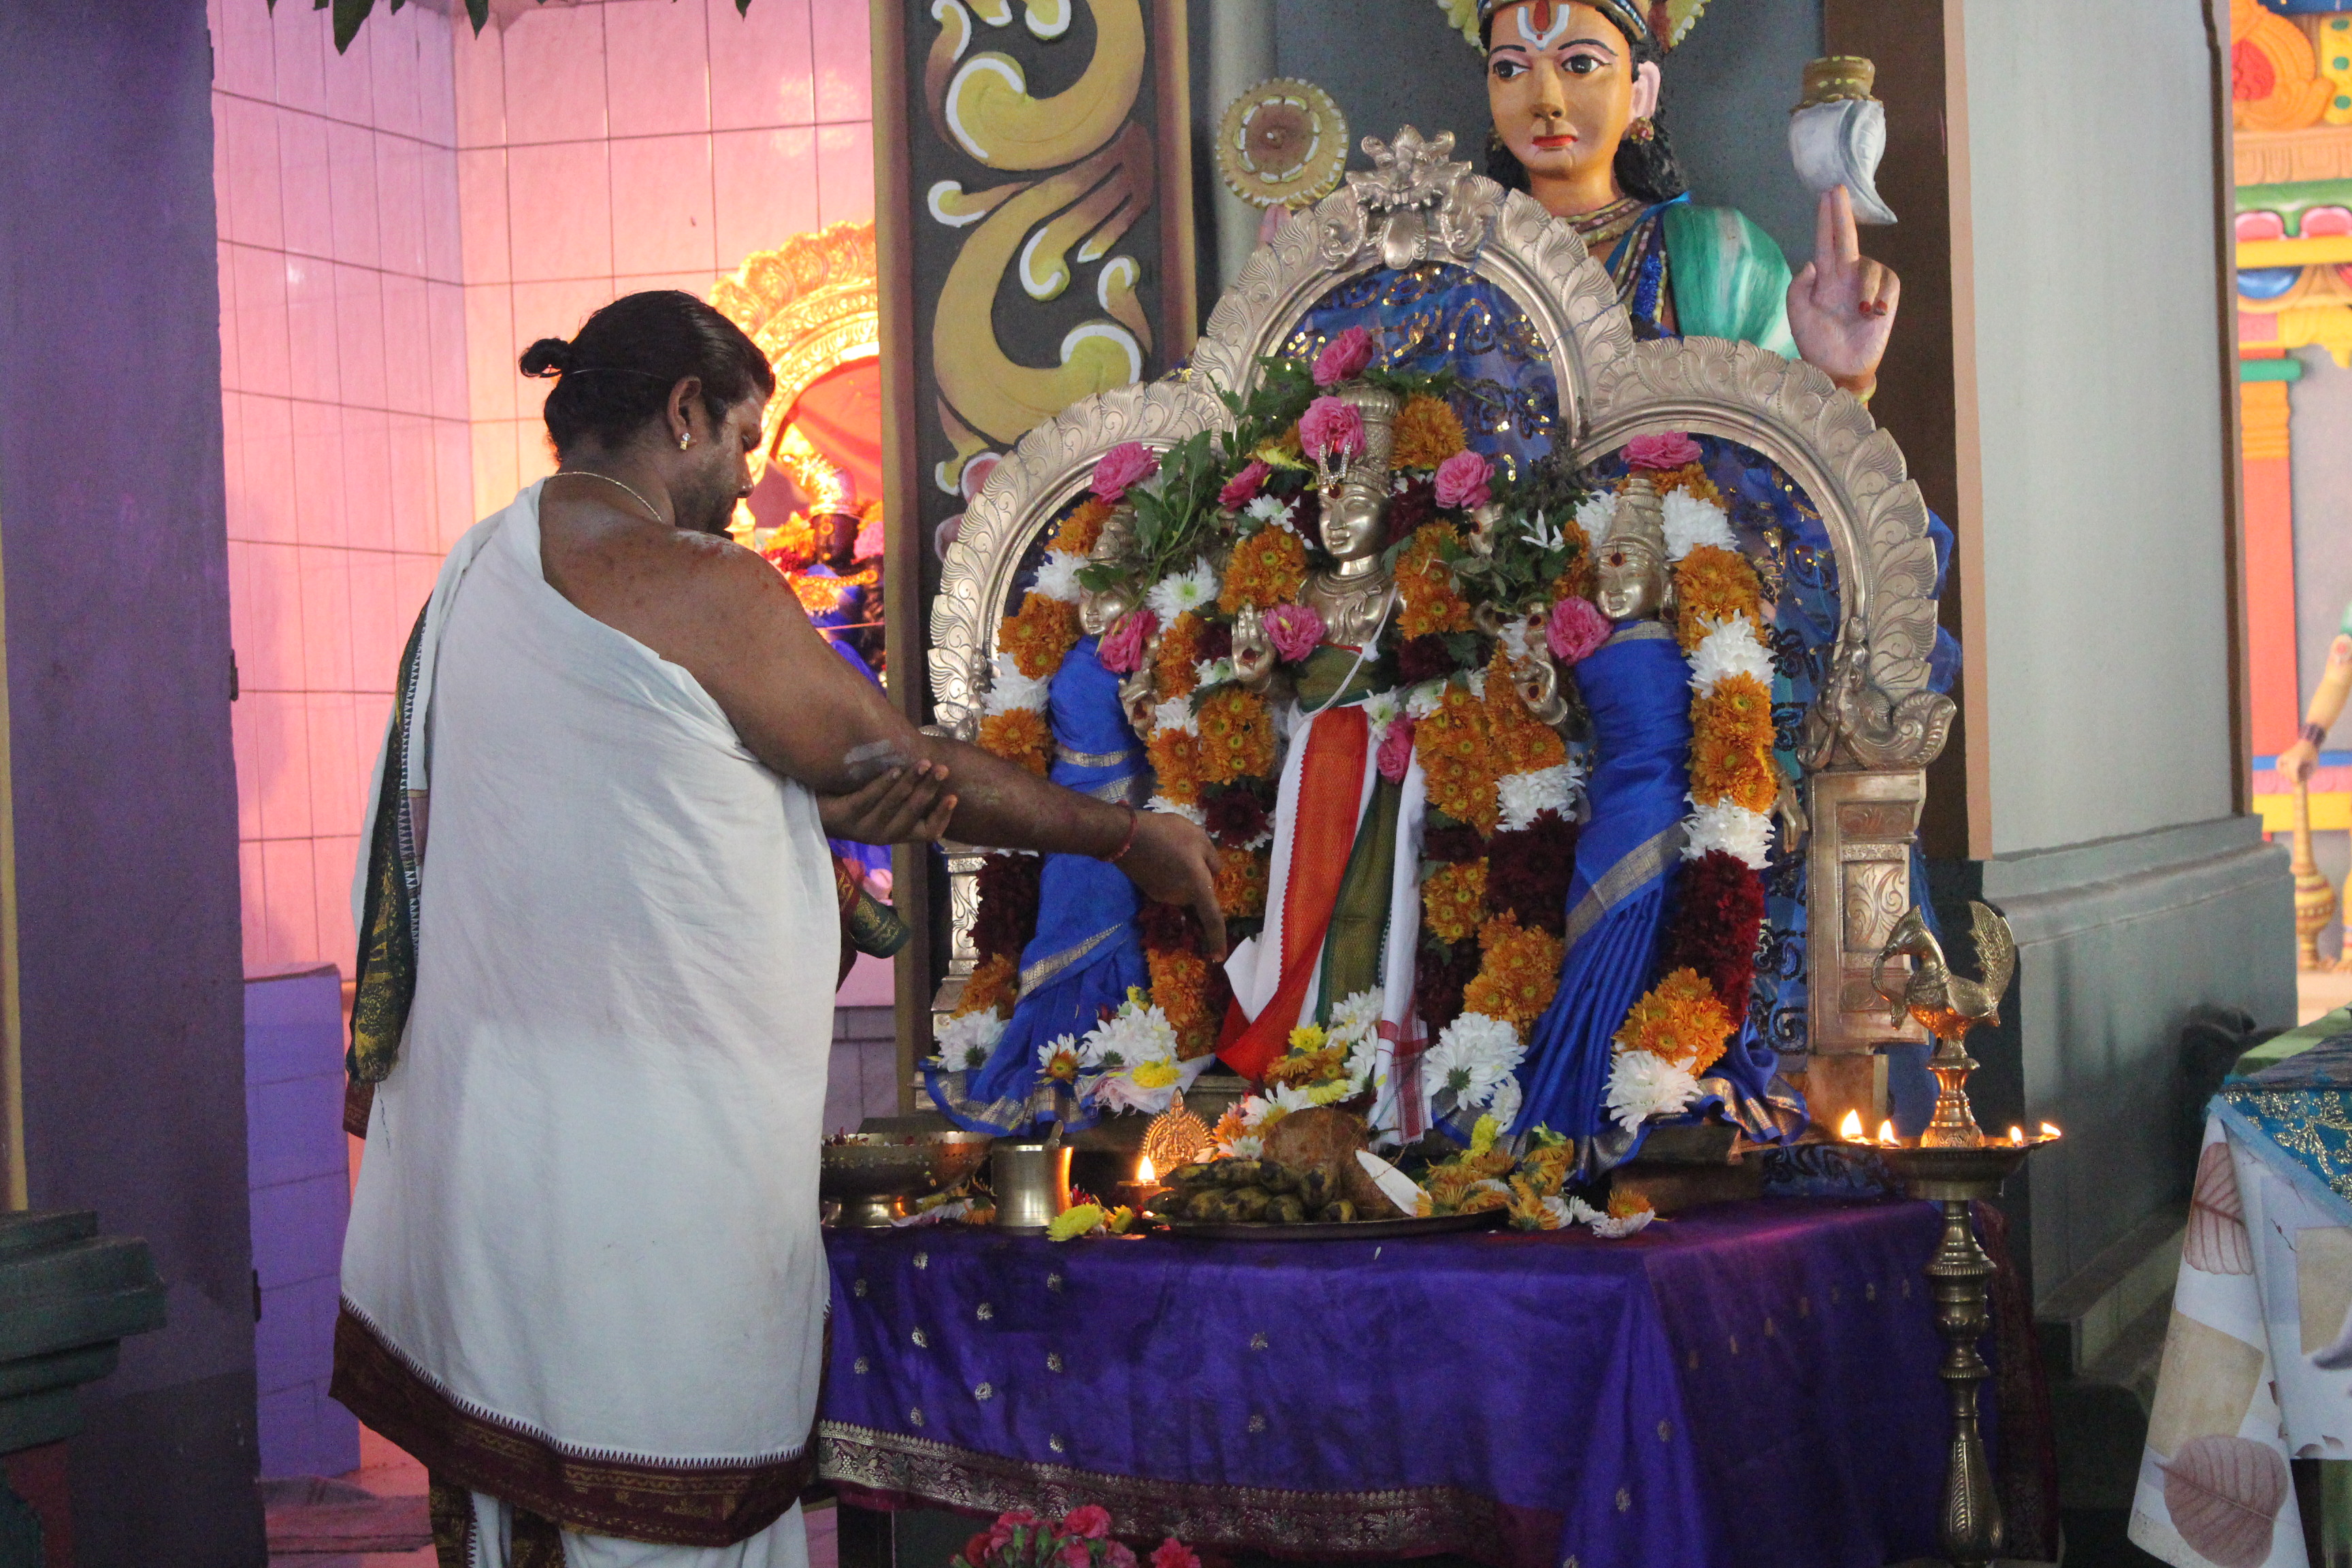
[331,291,1226,1566]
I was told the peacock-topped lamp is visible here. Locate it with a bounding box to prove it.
[1852,902,2059,1568]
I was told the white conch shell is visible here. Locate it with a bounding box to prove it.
[1788,97,1895,226]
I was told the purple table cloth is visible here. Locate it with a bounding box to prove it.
[817,1198,1965,1568]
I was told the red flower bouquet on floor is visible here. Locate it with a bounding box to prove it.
[951,1507,1195,1568]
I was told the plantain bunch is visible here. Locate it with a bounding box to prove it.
[1145,1158,1361,1226]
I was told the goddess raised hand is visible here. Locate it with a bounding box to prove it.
[1230,602,1277,693]
[1786,184,1899,399]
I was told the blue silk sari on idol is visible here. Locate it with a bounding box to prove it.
[1281,263,1561,473]
[804,565,892,890]
[1512,621,1693,1171]
[925,636,1149,1137]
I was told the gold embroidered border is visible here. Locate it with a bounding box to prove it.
[1561,823,1684,951]
[1057,744,1141,770]
[1018,925,1125,999]
[817,1422,1531,1563]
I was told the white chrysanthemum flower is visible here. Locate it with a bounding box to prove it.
[936,1011,1005,1070]
[983,662,1052,716]
[1497,762,1582,832]
[1225,1132,1265,1159]
[1270,1081,1322,1114]
[1464,666,1488,700]
[1425,1013,1524,1105]
[1146,795,1205,826]
[1329,990,1383,1044]
[1362,689,1403,729]
[1534,1194,1575,1230]
[1575,491,1615,539]
[1243,493,1286,524]
[1036,1032,1082,1070]
[1146,560,1220,622]
[1590,1208,1656,1239]
[1030,550,1085,604]
[1237,1094,1275,1127]
[1194,657,1237,689]
[1661,489,1738,561]
[1496,616,1537,668]
[1603,1049,1701,1132]
[1688,614,1775,696]
[1485,1075,1523,1134]
[1403,679,1450,719]
[1684,799,1773,869]
[1151,697,1198,737]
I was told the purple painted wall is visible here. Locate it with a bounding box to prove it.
[0,1,263,1562]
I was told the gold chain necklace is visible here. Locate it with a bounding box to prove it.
[555,468,667,526]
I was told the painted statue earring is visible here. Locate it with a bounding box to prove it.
[1627,116,1656,144]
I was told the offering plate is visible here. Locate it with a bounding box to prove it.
[821,1131,991,1228]
[1155,1209,1505,1242]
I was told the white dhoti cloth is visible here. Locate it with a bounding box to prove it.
[337,481,839,1547]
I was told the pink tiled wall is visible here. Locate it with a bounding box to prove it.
[210,0,473,979]
[211,0,875,981]
[453,0,875,514]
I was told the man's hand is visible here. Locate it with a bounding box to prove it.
[2280,737,2321,787]
[817,762,958,845]
[1117,811,1228,960]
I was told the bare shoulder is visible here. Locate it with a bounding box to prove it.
[540,501,801,658]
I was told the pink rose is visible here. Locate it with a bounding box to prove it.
[1433,450,1492,511]
[1060,1506,1113,1541]
[1056,1541,1094,1568]
[989,1512,1043,1552]
[1103,1544,1137,1568]
[1262,602,1324,664]
[1298,397,1365,463]
[1098,608,1157,674]
[853,514,885,560]
[1624,431,1702,471]
[1091,442,1160,502]
[1376,715,1416,783]
[1311,325,1376,387]
[1152,1542,1200,1568]
[1218,459,1271,510]
[1547,596,1612,664]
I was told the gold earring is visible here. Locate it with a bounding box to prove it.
[679,432,691,450]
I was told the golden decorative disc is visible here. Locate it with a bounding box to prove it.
[1141,1095,1213,1175]
[1215,78,1348,212]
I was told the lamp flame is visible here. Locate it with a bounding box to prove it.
[1137,1154,1157,1183]
[2008,1126,2026,1145]
[1838,1109,1865,1141]
[1876,1120,1900,1147]
[2039,1122,2061,1141]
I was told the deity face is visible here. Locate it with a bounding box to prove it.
[1593,537,1668,622]
[1484,3,1659,212]
[1316,478,1389,565]
[1078,578,1137,638]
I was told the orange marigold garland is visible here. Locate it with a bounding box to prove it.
[1421,859,1490,945]
[1673,545,1763,651]
[1395,523,1472,638]
[1196,687,1276,785]
[1484,646,1569,777]
[1461,914,1566,1026]
[1213,845,1269,919]
[1613,967,1735,1075]
[953,953,1019,1019]
[1147,945,1219,1058]
[1154,612,1206,701]
[976,708,1051,775]
[1416,682,1499,834]
[1048,496,1114,557]
[1146,728,1202,807]
[1001,591,1082,678]
[1392,394,1468,471]
[1218,527,1308,613]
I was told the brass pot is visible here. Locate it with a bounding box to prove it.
[820,1132,992,1228]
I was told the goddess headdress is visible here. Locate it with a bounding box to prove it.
[1450,0,1713,52]
[1596,473,1676,613]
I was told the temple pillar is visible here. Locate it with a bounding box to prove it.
[2241,370,2303,756]
[1202,0,1277,297]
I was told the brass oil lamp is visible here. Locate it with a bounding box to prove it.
[1856,902,2061,1568]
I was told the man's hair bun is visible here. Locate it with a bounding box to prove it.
[519,337,576,378]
